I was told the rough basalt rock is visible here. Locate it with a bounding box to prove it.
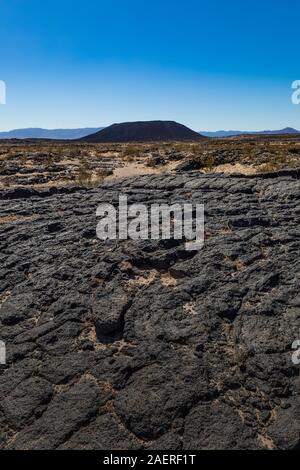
[0,171,299,450]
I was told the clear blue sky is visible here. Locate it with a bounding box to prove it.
[0,0,299,131]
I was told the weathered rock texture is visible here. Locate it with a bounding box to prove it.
[0,171,299,449]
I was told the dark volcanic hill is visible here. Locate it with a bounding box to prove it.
[81,120,205,142]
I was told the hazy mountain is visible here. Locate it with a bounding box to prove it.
[81,121,206,143]
[200,127,300,137]
[200,130,247,137]
[0,127,103,140]
[257,127,300,135]
[2,125,298,140]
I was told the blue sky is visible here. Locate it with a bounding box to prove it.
[0,0,299,131]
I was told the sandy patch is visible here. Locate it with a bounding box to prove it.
[128,270,158,288]
[257,433,275,450]
[160,272,177,287]
[107,161,178,180]
[183,302,197,315]
[0,214,38,225]
[107,162,158,180]
[0,215,18,224]
[203,163,258,175]
[0,214,38,224]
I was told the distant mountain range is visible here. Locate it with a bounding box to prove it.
[200,127,300,137]
[80,121,205,142]
[0,127,103,140]
[0,126,299,140]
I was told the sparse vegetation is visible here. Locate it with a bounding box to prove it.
[0,135,298,189]
[202,153,217,171]
[122,144,141,160]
